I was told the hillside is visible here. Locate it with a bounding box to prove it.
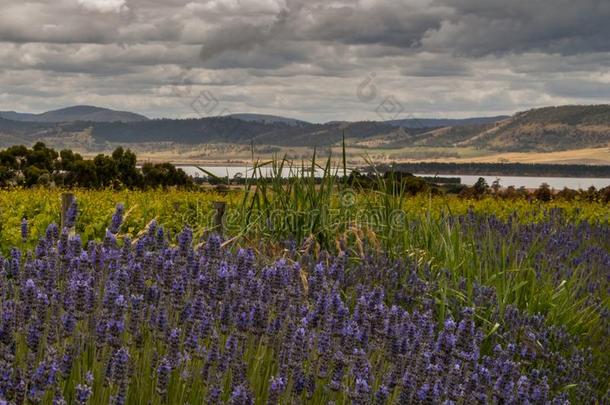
[386,116,509,128]
[0,104,608,154]
[458,105,610,152]
[367,105,610,152]
[227,113,310,127]
[0,105,149,123]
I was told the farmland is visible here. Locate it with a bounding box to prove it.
[0,175,609,404]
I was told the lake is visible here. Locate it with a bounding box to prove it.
[179,165,610,189]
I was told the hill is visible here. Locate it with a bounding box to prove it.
[457,105,610,152]
[228,113,310,127]
[368,105,610,152]
[0,105,149,123]
[386,116,509,128]
[0,104,608,154]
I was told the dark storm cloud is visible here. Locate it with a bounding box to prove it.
[427,0,610,56]
[0,0,608,121]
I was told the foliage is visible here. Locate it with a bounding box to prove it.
[382,162,610,178]
[0,143,191,189]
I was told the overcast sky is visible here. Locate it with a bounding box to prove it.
[1,0,609,122]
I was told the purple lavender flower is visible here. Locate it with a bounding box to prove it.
[267,376,286,405]
[75,383,93,404]
[109,203,125,234]
[351,377,371,405]
[156,357,171,396]
[330,351,346,391]
[374,384,389,405]
[230,384,254,405]
[64,200,78,229]
[110,347,129,385]
[207,385,221,403]
[177,226,192,254]
[21,217,28,243]
[53,393,67,405]
[167,328,181,367]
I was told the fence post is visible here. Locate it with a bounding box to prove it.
[61,192,75,230]
[213,201,226,235]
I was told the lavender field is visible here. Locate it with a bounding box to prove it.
[0,197,608,405]
[3,0,610,402]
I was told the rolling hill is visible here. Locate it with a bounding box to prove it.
[227,113,310,127]
[0,104,608,153]
[352,105,610,152]
[385,116,509,128]
[459,105,610,152]
[0,105,149,123]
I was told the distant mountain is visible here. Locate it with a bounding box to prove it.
[363,105,610,152]
[385,116,509,128]
[0,104,608,153]
[228,113,310,127]
[86,118,407,146]
[455,105,610,152]
[0,105,149,123]
[0,111,39,121]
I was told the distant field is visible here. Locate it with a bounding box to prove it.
[21,127,610,166]
[451,146,610,165]
[116,144,610,166]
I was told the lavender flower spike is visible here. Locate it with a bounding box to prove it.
[21,217,28,242]
[109,203,125,234]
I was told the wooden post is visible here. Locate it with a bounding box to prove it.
[61,192,75,229]
[213,201,226,235]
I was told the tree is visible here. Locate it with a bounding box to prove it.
[0,144,193,189]
[24,166,48,187]
[71,160,98,187]
[27,142,58,171]
[112,147,142,188]
[4,145,29,170]
[534,183,552,202]
[93,154,119,188]
[0,150,17,169]
[491,178,501,194]
[142,163,192,188]
[59,149,83,170]
[0,165,14,185]
[473,177,489,197]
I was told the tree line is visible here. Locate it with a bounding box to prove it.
[379,162,610,178]
[0,143,192,188]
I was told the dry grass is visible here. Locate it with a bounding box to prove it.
[449,146,610,165]
[67,142,610,166]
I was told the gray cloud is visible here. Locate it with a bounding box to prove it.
[0,0,608,122]
[426,0,610,56]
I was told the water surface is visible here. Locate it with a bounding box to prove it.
[179,166,610,189]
